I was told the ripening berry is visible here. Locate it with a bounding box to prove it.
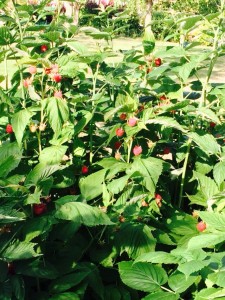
[33,203,47,216]
[163,147,171,155]
[119,113,127,120]
[127,117,138,127]
[81,165,89,174]
[210,122,216,128]
[39,123,46,131]
[45,67,52,74]
[114,141,122,150]
[40,45,48,52]
[29,123,37,133]
[160,95,167,101]
[155,193,162,207]
[51,64,59,74]
[116,128,125,137]
[196,221,206,232]
[23,78,32,88]
[154,58,162,67]
[6,124,13,134]
[115,151,121,160]
[54,90,63,98]
[133,145,142,156]
[53,73,62,83]
[28,65,37,74]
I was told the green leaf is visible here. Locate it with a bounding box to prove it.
[2,241,40,261]
[115,223,156,259]
[67,41,91,56]
[127,157,163,196]
[44,97,69,137]
[195,287,225,300]
[16,259,59,280]
[146,117,187,132]
[50,293,80,300]
[193,171,219,200]
[196,107,220,124]
[178,260,209,276]
[55,201,113,226]
[198,211,225,231]
[79,169,106,201]
[39,145,67,165]
[25,163,65,187]
[168,271,198,293]
[135,251,183,264]
[0,205,25,224]
[188,233,225,249]
[23,216,53,242]
[11,109,33,147]
[10,275,25,300]
[173,61,196,82]
[74,110,92,135]
[214,161,225,186]
[143,291,179,300]
[41,31,60,42]
[189,132,220,155]
[142,27,155,55]
[208,271,225,288]
[0,27,14,45]
[118,261,167,293]
[107,174,130,194]
[178,15,202,31]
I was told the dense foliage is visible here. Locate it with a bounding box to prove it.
[0,0,225,299]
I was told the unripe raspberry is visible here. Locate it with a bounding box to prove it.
[28,65,37,74]
[133,145,142,156]
[196,221,206,232]
[127,117,138,127]
[54,90,63,98]
[116,128,125,137]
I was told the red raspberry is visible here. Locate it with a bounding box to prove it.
[81,165,89,174]
[133,145,142,156]
[154,58,162,67]
[40,45,48,52]
[6,124,13,134]
[53,73,62,83]
[33,203,47,216]
[116,128,125,137]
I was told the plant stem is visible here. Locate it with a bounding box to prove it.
[178,6,224,208]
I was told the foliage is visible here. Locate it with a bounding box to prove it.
[0,0,225,299]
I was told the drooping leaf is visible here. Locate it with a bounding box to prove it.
[198,211,225,231]
[11,109,33,147]
[43,97,69,137]
[50,293,80,300]
[193,171,219,200]
[115,223,156,259]
[118,261,167,293]
[127,157,164,196]
[39,145,68,165]
[188,233,225,249]
[178,260,209,276]
[135,251,183,265]
[55,201,113,226]
[214,161,225,186]
[2,240,40,261]
[25,163,65,187]
[143,291,179,300]
[79,169,106,201]
[189,132,220,155]
[146,116,187,132]
[195,287,225,300]
[168,271,198,293]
